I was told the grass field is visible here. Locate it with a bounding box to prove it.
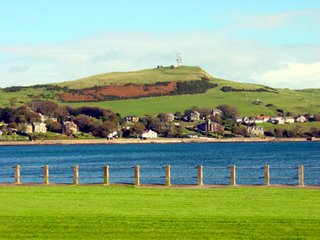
[0,186,319,239]
[65,87,320,117]
[259,122,320,132]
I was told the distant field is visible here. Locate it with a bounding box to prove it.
[0,186,319,239]
[258,122,320,134]
[65,87,320,117]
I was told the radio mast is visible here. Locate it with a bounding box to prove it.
[176,53,182,66]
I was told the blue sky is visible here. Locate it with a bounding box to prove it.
[1,0,319,88]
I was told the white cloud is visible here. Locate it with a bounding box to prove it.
[229,9,320,30]
[0,31,319,89]
[251,62,320,89]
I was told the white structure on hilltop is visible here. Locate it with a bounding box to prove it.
[176,52,182,66]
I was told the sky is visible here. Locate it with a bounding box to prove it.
[0,0,319,89]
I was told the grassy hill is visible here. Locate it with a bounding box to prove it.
[54,66,212,89]
[0,66,320,117]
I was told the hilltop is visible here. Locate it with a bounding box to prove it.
[54,66,212,89]
[0,66,320,116]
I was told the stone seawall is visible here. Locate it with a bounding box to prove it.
[0,137,316,146]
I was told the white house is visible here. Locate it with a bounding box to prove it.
[253,119,264,124]
[33,122,47,133]
[141,130,158,139]
[270,117,285,124]
[284,117,295,124]
[233,117,243,123]
[211,109,223,117]
[107,131,118,139]
[295,115,307,123]
[256,116,271,123]
[246,126,264,136]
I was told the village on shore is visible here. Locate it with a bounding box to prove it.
[1,100,320,143]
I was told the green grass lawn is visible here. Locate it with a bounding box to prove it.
[0,186,319,239]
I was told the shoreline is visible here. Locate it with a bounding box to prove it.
[0,137,318,146]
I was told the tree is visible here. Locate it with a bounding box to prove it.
[46,120,62,133]
[131,122,146,138]
[33,101,59,116]
[309,127,318,137]
[200,107,211,119]
[101,121,117,138]
[174,111,182,119]
[0,107,18,123]
[274,128,283,138]
[176,121,186,137]
[217,104,239,118]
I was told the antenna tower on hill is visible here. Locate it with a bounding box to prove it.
[176,52,182,66]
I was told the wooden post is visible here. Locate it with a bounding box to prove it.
[134,165,140,186]
[230,165,236,186]
[165,165,171,186]
[43,165,49,184]
[73,165,79,185]
[264,165,270,186]
[299,165,304,186]
[104,165,109,185]
[197,165,203,186]
[14,165,20,184]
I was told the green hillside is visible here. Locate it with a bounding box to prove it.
[54,66,212,89]
[66,87,320,116]
[0,66,320,117]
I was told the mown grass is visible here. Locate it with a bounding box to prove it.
[0,186,319,239]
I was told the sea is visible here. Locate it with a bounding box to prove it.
[0,142,319,185]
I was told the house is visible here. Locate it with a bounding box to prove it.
[39,113,57,122]
[211,109,223,117]
[186,111,200,121]
[24,124,33,134]
[243,117,250,124]
[233,117,243,123]
[197,119,224,132]
[140,130,158,139]
[253,118,264,124]
[270,116,284,124]
[246,126,264,136]
[62,121,78,134]
[107,131,118,139]
[33,122,47,133]
[256,116,271,123]
[284,117,295,124]
[295,115,307,123]
[125,115,139,123]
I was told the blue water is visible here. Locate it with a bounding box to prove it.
[0,142,319,185]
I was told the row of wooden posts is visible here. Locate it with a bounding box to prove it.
[12,165,306,186]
